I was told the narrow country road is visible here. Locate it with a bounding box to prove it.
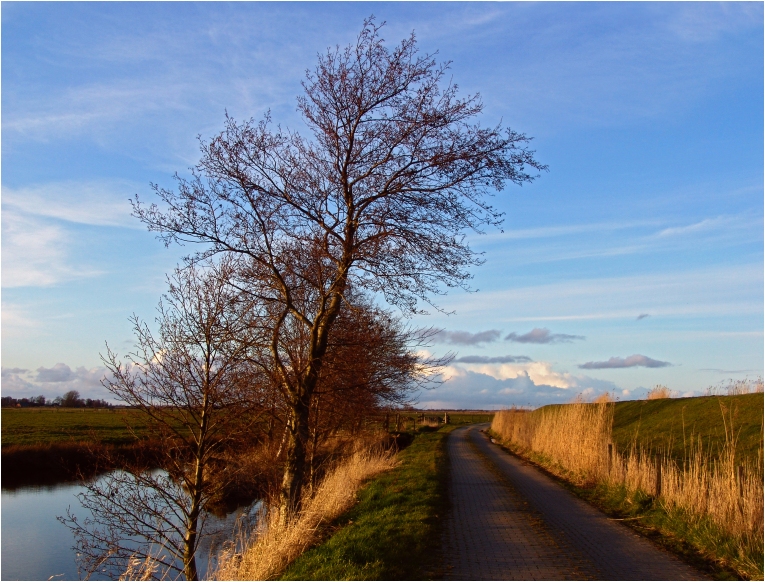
[442,425,708,580]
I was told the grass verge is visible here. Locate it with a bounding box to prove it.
[279,425,456,580]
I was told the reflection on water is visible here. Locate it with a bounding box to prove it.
[1,475,260,581]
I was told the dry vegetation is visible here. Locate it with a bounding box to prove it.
[491,399,764,579]
[646,385,674,400]
[211,444,397,580]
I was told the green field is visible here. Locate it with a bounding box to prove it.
[1,408,151,447]
[1,408,492,449]
[610,393,763,464]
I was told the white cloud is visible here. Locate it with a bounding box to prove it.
[418,364,620,409]
[441,360,619,393]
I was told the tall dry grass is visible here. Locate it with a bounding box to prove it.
[646,385,673,399]
[705,376,764,397]
[492,403,613,484]
[492,401,764,578]
[212,446,396,580]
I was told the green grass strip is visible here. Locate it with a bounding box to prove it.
[281,426,457,581]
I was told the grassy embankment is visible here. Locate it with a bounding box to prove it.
[491,394,763,580]
[277,425,456,580]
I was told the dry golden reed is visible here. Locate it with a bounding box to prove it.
[491,403,613,484]
[646,385,673,400]
[212,446,396,581]
[492,401,764,577]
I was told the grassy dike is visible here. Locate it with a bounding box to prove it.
[280,425,457,580]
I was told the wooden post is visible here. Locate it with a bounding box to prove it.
[608,443,613,474]
[395,413,400,432]
[444,411,448,425]
[655,462,662,498]
[738,465,745,498]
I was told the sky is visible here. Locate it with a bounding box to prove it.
[2,2,763,408]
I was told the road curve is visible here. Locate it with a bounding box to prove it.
[442,425,708,580]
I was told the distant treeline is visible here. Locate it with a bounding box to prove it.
[1,390,112,409]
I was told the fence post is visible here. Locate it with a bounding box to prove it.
[608,443,613,474]
[655,461,662,498]
[395,413,400,432]
[738,464,745,498]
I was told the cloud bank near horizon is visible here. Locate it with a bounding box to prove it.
[418,363,623,409]
[2,364,114,401]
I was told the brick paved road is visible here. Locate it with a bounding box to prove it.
[442,425,708,580]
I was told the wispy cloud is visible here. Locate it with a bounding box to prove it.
[698,368,756,374]
[505,328,585,344]
[453,355,533,364]
[579,354,672,369]
[443,264,763,322]
[434,329,502,346]
[655,215,737,238]
[1,209,102,287]
[487,220,658,241]
[2,181,141,228]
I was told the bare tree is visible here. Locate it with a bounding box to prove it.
[133,18,546,517]
[61,390,84,407]
[62,262,263,580]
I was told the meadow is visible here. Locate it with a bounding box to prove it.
[1,407,491,448]
[1,407,151,447]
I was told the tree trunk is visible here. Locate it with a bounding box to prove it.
[279,396,310,521]
[183,526,199,581]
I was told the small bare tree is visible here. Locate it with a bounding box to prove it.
[62,262,263,580]
[133,18,546,517]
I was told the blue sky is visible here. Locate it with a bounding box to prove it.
[2,2,763,408]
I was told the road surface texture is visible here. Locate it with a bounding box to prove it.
[442,425,708,580]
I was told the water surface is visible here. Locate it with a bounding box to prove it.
[2,476,259,580]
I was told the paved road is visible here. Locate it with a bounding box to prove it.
[442,425,708,580]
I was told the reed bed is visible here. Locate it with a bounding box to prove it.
[491,403,613,484]
[211,446,397,580]
[491,402,764,579]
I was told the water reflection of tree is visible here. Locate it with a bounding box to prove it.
[62,261,263,580]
